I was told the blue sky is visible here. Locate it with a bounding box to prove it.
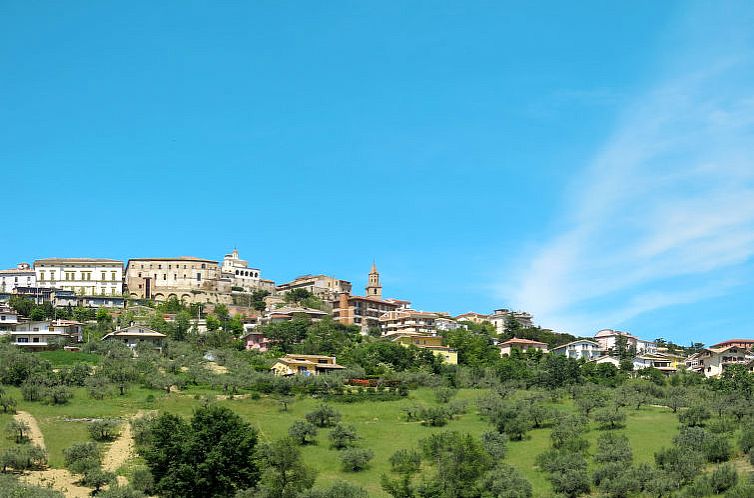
[2,1,753,346]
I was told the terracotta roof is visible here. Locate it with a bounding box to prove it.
[499,337,548,346]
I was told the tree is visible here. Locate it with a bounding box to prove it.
[141,405,259,497]
[305,405,341,428]
[64,442,102,475]
[329,424,359,450]
[594,433,632,464]
[679,405,711,427]
[594,406,627,430]
[481,431,508,460]
[476,464,533,498]
[574,385,608,417]
[288,421,318,446]
[298,481,368,498]
[97,484,147,498]
[174,310,191,341]
[536,450,590,498]
[253,437,316,498]
[5,419,29,444]
[340,448,374,472]
[88,419,121,442]
[654,446,704,484]
[420,431,492,498]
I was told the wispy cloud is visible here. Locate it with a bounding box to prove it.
[505,3,754,335]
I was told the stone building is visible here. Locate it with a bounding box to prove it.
[125,256,231,304]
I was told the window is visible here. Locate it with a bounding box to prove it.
[17,337,28,343]
[101,272,106,281]
[163,274,167,280]
[201,264,206,269]
[197,273,202,281]
[158,264,162,269]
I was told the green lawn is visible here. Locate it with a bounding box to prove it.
[3,386,686,496]
[35,350,101,367]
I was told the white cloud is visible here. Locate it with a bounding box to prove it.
[506,4,754,335]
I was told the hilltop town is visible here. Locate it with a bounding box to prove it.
[0,249,746,378]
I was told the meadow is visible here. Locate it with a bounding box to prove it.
[1,383,687,497]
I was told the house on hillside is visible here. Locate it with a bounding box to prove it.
[270,354,346,376]
[102,325,166,351]
[498,337,549,356]
[551,340,601,360]
[0,305,19,334]
[594,329,657,355]
[242,330,271,352]
[12,320,83,348]
[685,346,753,378]
[389,334,458,364]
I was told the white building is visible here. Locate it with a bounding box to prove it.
[435,317,465,332]
[0,305,19,334]
[686,346,752,378]
[34,258,123,297]
[220,249,274,292]
[489,308,534,334]
[0,263,36,293]
[594,329,656,355]
[551,339,602,360]
[12,320,83,348]
[102,325,166,350]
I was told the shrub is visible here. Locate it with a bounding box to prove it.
[21,381,44,402]
[88,419,121,442]
[705,433,732,463]
[0,444,47,472]
[340,448,374,472]
[594,433,632,465]
[85,376,114,400]
[740,428,754,454]
[97,484,146,498]
[329,424,359,450]
[0,395,17,414]
[298,481,368,498]
[655,446,704,484]
[131,414,156,448]
[709,463,738,494]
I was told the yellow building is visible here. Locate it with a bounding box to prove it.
[270,354,346,376]
[390,334,458,365]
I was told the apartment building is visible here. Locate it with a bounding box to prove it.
[489,308,534,334]
[379,309,439,337]
[12,319,83,348]
[221,248,275,293]
[276,274,352,301]
[551,339,602,360]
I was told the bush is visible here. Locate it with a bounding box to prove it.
[340,448,374,472]
[705,433,732,463]
[97,484,146,498]
[594,433,632,465]
[305,404,341,428]
[88,419,122,442]
[329,424,359,450]
[655,446,704,484]
[85,376,114,400]
[709,463,738,494]
[740,428,754,454]
[0,395,17,414]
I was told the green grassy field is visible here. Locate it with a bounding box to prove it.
[2,385,689,496]
[35,350,101,366]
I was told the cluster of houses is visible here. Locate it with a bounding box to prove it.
[1,251,751,379]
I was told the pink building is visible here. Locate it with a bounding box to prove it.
[243,331,271,352]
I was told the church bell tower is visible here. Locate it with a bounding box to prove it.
[365,261,382,298]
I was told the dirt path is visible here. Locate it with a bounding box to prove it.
[14,410,45,450]
[23,469,92,498]
[102,411,146,486]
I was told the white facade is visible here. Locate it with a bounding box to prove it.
[552,340,602,360]
[12,320,83,347]
[0,306,19,334]
[489,309,534,334]
[221,249,263,291]
[435,317,465,332]
[102,325,166,350]
[34,258,123,297]
[594,329,657,355]
[0,263,36,293]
